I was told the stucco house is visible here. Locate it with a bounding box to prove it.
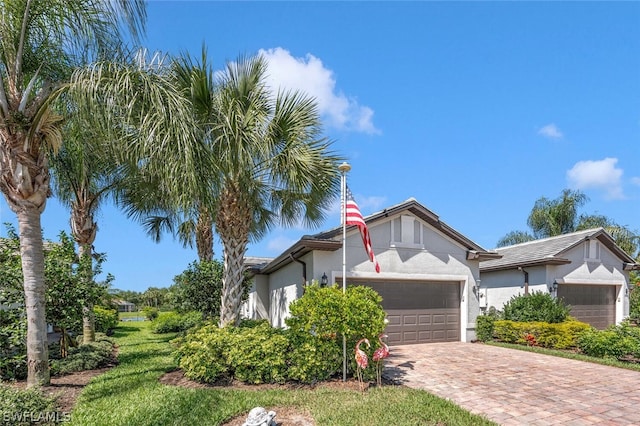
[244,198,500,345]
[479,228,639,329]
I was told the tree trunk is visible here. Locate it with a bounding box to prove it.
[196,207,214,262]
[18,207,50,386]
[78,243,96,344]
[217,187,250,327]
[72,205,97,344]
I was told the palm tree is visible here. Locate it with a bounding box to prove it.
[0,0,145,387]
[527,189,588,239]
[50,107,121,343]
[119,46,218,262]
[0,2,203,386]
[212,55,342,326]
[498,189,639,257]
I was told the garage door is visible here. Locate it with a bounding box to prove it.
[557,284,616,330]
[353,280,460,345]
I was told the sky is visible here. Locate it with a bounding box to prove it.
[2,1,639,293]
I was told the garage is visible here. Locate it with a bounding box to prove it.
[557,284,616,330]
[353,280,461,345]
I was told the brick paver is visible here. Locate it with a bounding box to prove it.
[384,343,640,425]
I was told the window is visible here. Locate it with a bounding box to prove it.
[391,215,424,248]
[584,239,600,262]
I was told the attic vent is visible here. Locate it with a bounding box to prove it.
[584,239,601,262]
[391,215,424,249]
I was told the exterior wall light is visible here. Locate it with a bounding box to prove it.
[321,273,328,287]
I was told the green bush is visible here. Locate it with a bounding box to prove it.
[502,291,570,323]
[152,311,202,334]
[493,319,590,349]
[577,328,636,359]
[0,383,59,426]
[142,306,159,321]
[629,283,640,322]
[226,323,289,384]
[175,324,233,383]
[286,331,342,383]
[475,307,501,342]
[49,335,115,375]
[0,307,27,381]
[94,306,118,333]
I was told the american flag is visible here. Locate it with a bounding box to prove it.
[345,186,381,273]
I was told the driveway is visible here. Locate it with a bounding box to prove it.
[384,342,640,425]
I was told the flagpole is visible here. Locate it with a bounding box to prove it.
[338,162,351,381]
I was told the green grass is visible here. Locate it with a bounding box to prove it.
[488,341,640,372]
[70,322,496,425]
[118,311,146,320]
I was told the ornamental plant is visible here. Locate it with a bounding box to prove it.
[502,291,570,323]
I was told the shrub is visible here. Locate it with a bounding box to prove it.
[475,307,501,342]
[0,307,27,381]
[226,323,289,384]
[493,319,590,349]
[629,282,640,322]
[286,331,341,383]
[502,291,570,323]
[49,335,115,375]
[175,324,233,383]
[142,306,159,321]
[577,328,636,359]
[0,384,58,426]
[94,306,118,333]
[152,311,202,334]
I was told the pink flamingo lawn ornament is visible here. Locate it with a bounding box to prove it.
[372,334,389,387]
[355,338,370,392]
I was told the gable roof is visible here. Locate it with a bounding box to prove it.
[255,198,500,274]
[479,227,639,272]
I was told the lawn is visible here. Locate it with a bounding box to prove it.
[69,322,496,425]
[118,311,146,320]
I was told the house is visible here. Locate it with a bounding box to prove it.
[479,228,639,329]
[245,198,500,345]
[113,299,136,313]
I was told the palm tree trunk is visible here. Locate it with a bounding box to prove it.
[219,234,249,327]
[79,244,96,344]
[18,207,50,386]
[218,188,250,327]
[196,207,214,262]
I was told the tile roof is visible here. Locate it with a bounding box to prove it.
[479,228,634,271]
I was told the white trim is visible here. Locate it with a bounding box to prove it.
[331,271,469,342]
[555,278,625,286]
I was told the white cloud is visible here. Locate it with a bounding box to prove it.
[566,157,624,200]
[258,47,380,135]
[538,123,563,139]
[631,177,640,186]
[266,235,298,253]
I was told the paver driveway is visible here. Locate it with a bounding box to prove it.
[384,342,640,425]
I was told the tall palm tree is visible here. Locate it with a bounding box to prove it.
[0,0,145,387]
[50,106,121,343]
[0,2,203,386]
[498,189,639,257]
[119,46,218,262]
[212,55,342,326]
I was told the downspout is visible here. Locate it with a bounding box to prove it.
[518,267,529,295]
[289,252,307,294]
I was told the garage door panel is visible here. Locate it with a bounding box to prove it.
[356,280,461,345]
[557,284,615,330]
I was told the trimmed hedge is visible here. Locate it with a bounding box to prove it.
[49,334,115,375]
[152,311,202,334]
[0,384,58,426]
[493,319,591,349]
[577,322,640,360]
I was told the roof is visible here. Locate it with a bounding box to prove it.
[255,198,500,274]
[480,227,639,272]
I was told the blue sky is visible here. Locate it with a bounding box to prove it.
[2,1,639,292]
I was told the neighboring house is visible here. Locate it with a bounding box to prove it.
[479,228,639,329]
[113,299,136,313]
[245,198,500,345]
